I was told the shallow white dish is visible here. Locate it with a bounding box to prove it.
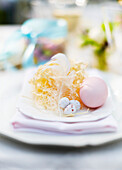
[0,70,122,147]
[18,69,113,122]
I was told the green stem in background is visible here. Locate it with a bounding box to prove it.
[94,40,109,71]
[94,51,108,71]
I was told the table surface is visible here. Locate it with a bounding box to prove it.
[0,4,122,170]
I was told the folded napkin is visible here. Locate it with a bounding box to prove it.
[11,111,117,135]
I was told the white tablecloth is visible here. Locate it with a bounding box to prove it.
[0,135,122,170]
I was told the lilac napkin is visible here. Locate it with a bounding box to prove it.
[11,111,117,135]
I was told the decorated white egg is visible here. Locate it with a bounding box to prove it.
[69,100,81,111]
[59,97,70,109]
[64,104,76,115]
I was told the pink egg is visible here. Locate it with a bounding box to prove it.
[80,77,108,108]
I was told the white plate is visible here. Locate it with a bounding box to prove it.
[18,88,113,123]
[0,70,122,147]
[18,69,113,122]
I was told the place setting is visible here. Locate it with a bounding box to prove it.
[0,0,122,148]
[0,52,122,147]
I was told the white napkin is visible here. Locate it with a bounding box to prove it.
[11,111,117,135]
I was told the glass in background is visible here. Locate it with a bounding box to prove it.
[30,0,52,19]
[102,4,122,74]
[48,0,87,33]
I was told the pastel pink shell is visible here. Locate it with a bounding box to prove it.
[80,77,108,108]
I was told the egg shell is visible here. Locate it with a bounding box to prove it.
[80,77,108,108]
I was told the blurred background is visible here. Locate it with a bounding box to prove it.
[0,0,119,24]
[0,0,121,73]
